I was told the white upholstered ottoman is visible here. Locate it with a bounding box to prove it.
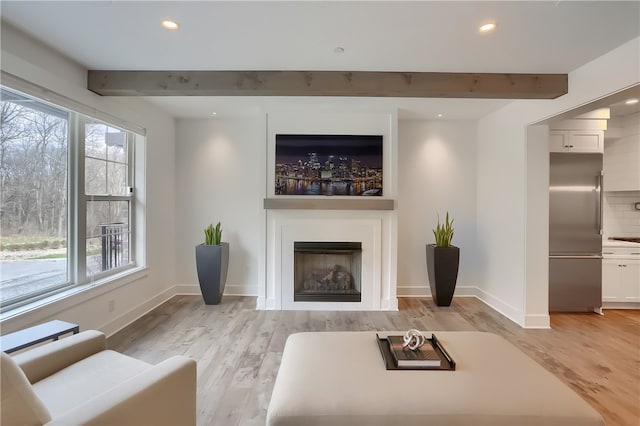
[266,331,604,426]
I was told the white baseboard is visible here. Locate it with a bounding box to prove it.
[380,298,399,311]
[523,314,551,329]
[174,283,258,296]
[397,284,478,298]
[473,286,526,327]
[396,286,429,297]
[99,286,175,337]
[225,284,258,296]
[397,284,549,329]
[174,284,200,295]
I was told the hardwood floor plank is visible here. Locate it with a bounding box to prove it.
[108,296,640,426]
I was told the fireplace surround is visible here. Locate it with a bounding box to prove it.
[261,208,398,311]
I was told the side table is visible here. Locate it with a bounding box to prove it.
[1,320,79,353]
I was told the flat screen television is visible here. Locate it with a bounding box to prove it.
[275,134,383,196]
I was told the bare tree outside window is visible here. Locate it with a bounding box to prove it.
[0,90,69,304]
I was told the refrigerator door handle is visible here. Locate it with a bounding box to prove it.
[596,172,603,235]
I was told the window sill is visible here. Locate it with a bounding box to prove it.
[0,266,149,323]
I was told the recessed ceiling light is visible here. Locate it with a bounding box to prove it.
[162,20,179,30]
[437,113,443,118]
[625,98,639,105]
[479,22,497,33]
[334,47,345,54]
[211,112,217,116]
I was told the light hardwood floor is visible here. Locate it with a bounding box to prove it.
[108,296,640,426]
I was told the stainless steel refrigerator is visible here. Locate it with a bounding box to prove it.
[549,153,603,312]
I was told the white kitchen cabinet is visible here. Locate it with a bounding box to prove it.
[602,259,622,302]
[603,134,640,191]
[602,250,640,304]
[624,262,640,302]
[549,131,569,152]
[550,130,604,153]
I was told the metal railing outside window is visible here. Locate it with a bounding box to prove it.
[100,222,124,271]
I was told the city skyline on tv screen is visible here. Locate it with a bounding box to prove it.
[275,134,383,196]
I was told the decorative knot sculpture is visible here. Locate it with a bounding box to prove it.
[402,329,427,351]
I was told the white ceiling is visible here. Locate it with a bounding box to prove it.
[1,0,639,119]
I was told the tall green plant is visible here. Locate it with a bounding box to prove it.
[204,222,223,245]
[433,212,454,247]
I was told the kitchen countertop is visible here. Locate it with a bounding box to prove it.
[603,239,640,248]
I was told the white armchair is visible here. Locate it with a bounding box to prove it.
[1,330,196,426]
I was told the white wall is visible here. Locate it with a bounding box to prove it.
[0,24,177,336]
[174,117,265,296]
[397,120,478,296]
[174,113,482,305]
[477,37,640,327]
[476,111,528,322]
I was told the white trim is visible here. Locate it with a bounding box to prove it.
[474,286,526,327]
[225,284,258,296]
[380,297,398,311]
[450,286,478,297]
[396,286,430,297]
[523,314,551,329]
[397,284,478,297]
[174,283,258,297]
[173,284,200,295]
[0,267,148,324]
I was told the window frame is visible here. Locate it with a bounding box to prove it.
[0,84,142,312]
[79,116,136,284]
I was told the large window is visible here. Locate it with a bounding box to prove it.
[0,86,140,311]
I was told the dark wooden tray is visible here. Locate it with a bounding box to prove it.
[376,333,456,371]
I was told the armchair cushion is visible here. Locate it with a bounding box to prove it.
[13,330,106,383]
[1,352,52,426]
[32,350,151,419]
[45,356,197,426]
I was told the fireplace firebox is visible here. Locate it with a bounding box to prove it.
[294,242,362,302]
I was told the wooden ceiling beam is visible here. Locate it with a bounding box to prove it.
[87,70,567,99]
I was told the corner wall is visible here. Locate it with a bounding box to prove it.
[476,37,640,327]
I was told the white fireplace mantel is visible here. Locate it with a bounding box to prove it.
[263,198,395,210]
[259,208,398,311]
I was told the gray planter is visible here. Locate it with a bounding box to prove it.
[426,244,459,307]
[195,242,229,305]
